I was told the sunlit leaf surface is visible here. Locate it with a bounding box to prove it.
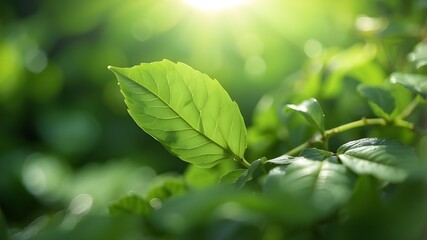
[338,138,423,182]
[408,40,427,68]
[390,73,427,97]
[109,60,247,167]
[287,98,325,133]
[265,157,355,215]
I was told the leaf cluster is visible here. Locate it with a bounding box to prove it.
[103,49,427,239]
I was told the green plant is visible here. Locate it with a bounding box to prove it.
[106,49,427,239]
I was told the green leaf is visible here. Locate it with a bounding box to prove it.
[357,85,395,119]
[346,175,383,217]
[219,169,247,185]
[265,157,355,215]
[109,194,151,216]
[145,176,187,201]
[299,148,333,161]
[390,73,427,97]
[287,98,325,133]
[337,138,423,182]
[265,154,295,165]
[408,40,427,68]
[235,159,263,189]
[184,161,236,189]
[109,60,247,168]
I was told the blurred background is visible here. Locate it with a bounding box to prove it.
[0,0,426,235]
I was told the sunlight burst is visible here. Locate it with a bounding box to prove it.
[184,0,250,11]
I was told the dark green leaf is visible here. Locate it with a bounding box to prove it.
[235,159,263,189]
[337,138,423,182]
[109,60,247,168]
[219,169,247,185]
[346,175,383,217]
[287,98,325,133]
[390,73,427,97]
[109,194,151,216]
[357,85,395,119]
[265,157,355,215]
[408,40,427,68]
[299,148,333,161]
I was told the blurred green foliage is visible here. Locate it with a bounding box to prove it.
[0,0,426,239]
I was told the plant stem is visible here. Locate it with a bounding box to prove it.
[239,158,251,168]
[324,118,386,136]
[285,117,414,156]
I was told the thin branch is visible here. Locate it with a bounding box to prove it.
[284,117,414,156]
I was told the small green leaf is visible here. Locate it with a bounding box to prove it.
[299,148,333,161]
[219,169,247,185]
[109,194,151,216]
[287,98,325,134]
[265,157,355,215]
[145,176,187,201]
[390,73,427,97]
[408,40,427,68]
[109,60,247,168]
[235,159,263,189]
[337,138,423,182]
[357,85,395,119]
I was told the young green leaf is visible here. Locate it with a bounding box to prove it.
[108,60,247,168]
[287,98,325,134]
[265,157,355,215]
[337,138,423,182]
[357,85,395,119]
[109,194,151,216]
[390,73,427,97]
[408,40,427,69]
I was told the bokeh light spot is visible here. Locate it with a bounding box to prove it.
[149,198,162,209]
[237,34,264,58]
[24,48,48,73]
[22,153,70,200]
[304,39,323,59]
[69,194,93,215]
[355,15,385,32]
[245,56,266,77]
[23,163,47,196]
